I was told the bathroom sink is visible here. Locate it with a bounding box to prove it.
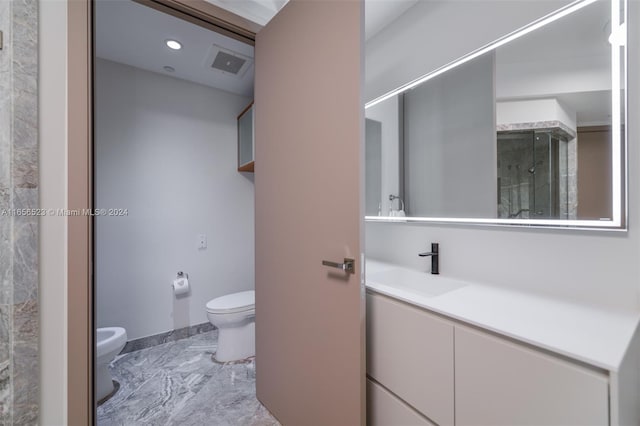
[367,268,467,297]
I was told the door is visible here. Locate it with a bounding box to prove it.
[254,0,364,424]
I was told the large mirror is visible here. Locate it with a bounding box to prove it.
[365,0,627,228]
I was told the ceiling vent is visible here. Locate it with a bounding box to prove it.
[205,44,253,78]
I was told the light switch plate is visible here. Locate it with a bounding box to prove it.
[197,234,207,250]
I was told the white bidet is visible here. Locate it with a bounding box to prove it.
[96,327,127,402]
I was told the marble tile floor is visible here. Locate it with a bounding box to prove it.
[97,330,280,426]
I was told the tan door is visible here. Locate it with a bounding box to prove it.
[254,0,364,425]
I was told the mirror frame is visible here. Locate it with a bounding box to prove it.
[365,0,628,230]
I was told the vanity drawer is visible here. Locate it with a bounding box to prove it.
[455,326,609,426]
[367,379,436,426]
[366,292,454,425]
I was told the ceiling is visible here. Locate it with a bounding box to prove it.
[365,0,420,40]
[496,0,610,66]
[95,0,418,96]
[203,0,288,26]
[203,0,419,39]
[495,0,613,126]
[95,0,255,97]
[97,0,610,125]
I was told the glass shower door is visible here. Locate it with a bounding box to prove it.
[497,130,569,219]
[497,131,534,219]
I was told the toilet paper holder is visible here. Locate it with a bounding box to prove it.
[172,271,191,296]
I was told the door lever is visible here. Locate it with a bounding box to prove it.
[322,258,355,274]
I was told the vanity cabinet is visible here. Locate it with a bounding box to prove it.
[366,291,611,426]
[455,326,609,426]
[237,102,254,172]
[367,379,436,426]
[366,292,454,425]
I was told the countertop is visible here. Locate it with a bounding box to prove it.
[366,259,640,372]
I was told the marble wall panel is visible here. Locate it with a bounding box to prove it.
[0,0,39,424]
[12,301,38,425]
[12,188,37,305]
[0,304,10,424]
[0,189,11,306]
[0,0,11,194]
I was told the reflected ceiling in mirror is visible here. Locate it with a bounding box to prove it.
[364,0,627,229]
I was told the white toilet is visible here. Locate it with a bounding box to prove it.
[206,290,255,362]
[96,327,127,401]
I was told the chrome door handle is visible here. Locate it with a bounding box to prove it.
[322,258,355,274]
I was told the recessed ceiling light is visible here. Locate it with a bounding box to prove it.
[163,66,175,73]
[165,39,182,50]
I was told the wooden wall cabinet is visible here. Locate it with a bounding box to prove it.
[238,102,254,172]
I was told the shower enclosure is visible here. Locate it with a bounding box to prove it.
[497,130,573,219]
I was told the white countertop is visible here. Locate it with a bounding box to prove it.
[366,259,640,372]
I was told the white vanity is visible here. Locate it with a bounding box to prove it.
[365,260,640,426]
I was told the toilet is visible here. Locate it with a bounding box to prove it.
[96,327,127,401]
[206,290,255,362]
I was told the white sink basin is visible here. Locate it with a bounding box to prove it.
[367,268,467,297]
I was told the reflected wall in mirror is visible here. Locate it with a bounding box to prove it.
[365,95,402,216]
[365,0,626,228]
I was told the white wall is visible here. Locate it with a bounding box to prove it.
[366,96,400,215]
[403,53,496,218]
[95,59,254,340]
[365,0,640,312]
[365,118,383,215]
[496,54,611,100]
[39,0,67,424]
[365,0,573,103]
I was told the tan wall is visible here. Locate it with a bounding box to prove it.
[67,0,93,423]
[577,126,612,220]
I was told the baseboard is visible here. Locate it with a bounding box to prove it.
[121,322,216,354]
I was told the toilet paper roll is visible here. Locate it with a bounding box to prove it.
[172,277,190,296]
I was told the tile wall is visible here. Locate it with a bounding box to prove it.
[0,0,39,423]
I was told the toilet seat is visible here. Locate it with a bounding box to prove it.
[206,290,255,314]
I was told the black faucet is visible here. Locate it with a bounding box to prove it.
[418,243,439,275]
